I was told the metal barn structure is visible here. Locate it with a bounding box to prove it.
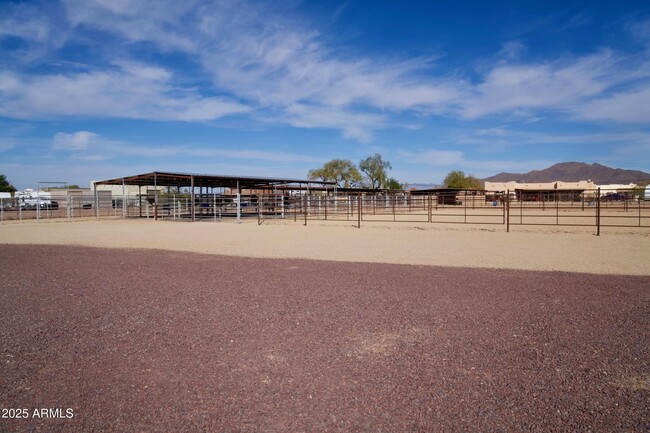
[93,171,335,222]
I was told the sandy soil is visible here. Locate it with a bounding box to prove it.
[1,217,649,275]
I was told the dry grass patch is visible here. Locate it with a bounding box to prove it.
[614,374,650,391]
[352,327,428,356]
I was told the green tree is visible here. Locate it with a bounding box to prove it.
[0,174,16,193]
[308,159,362,188]
[385,177,406,191]
[443,170,482,190]
[359,153,392,189]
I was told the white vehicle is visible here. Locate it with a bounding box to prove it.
[0,192,11,209]
[15,189,58,209]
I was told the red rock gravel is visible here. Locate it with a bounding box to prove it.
[0,245,648,432]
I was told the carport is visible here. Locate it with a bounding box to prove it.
[94,171,335,222]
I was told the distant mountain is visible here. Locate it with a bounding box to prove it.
[483,162,650,184]
[407,183,438,190]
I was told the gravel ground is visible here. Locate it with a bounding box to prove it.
[1,245,648,432]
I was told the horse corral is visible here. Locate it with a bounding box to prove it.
[2,171,649,235]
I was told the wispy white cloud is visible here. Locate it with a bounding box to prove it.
[461,50,638,119]
[475,126,508,136]
[55,0,462,138]
[53,131,99,150]
[452,127,650,167]
[50,131,323,163]
[626,17,650,45]
[0,64,249,121]
[570,84,650,123]
[0,3,53,42]
[281,104,387,143]
[0,139,16,153]
[1,0,650,142]
[393,149,556,182]
[63,0,199,51]
[399,150,464,166]
[497,41,525,59]
[457,128,650,148]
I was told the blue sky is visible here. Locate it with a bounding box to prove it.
[1,0,649,189]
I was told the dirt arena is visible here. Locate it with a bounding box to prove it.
[1,218,649,275]
[1,243,648,432]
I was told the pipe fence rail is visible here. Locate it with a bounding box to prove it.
[2,188,649,235]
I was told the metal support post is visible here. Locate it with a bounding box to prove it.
[94,183,98,219]
[236,181,241,223]
[121,178,126,219]
[191,176,196,222]
[464,192,467,223]
[596,188,601,236]
[357,195,362,228]
[281,194,285,219]
[506,189,510,233]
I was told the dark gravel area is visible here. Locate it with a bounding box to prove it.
[0,244,648,432]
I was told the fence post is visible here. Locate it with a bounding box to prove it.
[304,194,307,226]
[464,191,467,223]
[428,192,432,223]
[506,189,510,233]
[596,188,601,236]
[357,194,361,228]
[281,194,285,219]
[121,178,126,219]
[94,184,99,220]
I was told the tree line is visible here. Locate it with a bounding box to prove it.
[308,153,405,190]
[308,154,482,190]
